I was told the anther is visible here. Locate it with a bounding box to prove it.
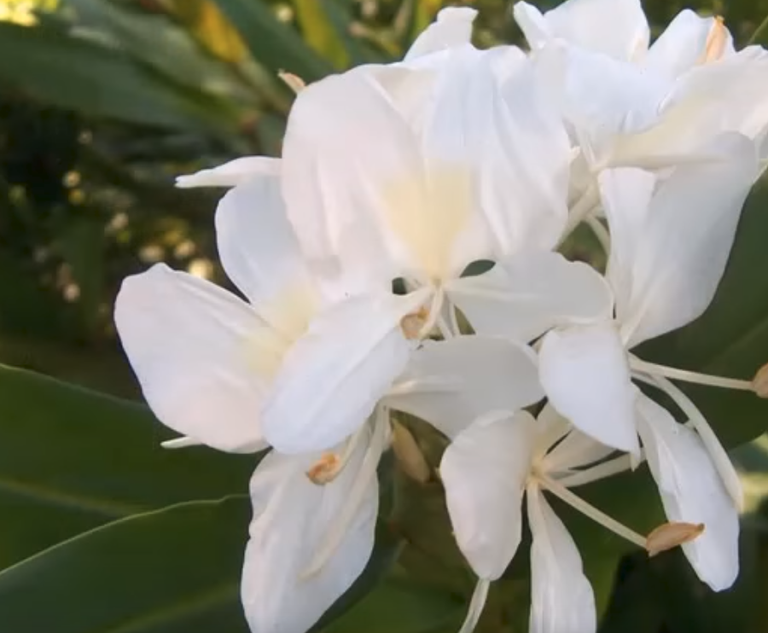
[278,70,306,93]
[400,306,429,340]
[392,421,431,483]
[306,453,341,485]
[646,521,705,557]
[752,362,768,398]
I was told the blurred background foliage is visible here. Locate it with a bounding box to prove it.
[3,0,768,632]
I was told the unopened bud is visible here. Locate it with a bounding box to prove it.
[278,70,306,93]
[392,421,431,484]
[306,453,341,485]
[646,521,705,557]
[752,362,768,398]
[400,306,429,340]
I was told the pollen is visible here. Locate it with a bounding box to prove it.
[646,521,705,557]
[306,453,341,485]
[400,306,430,340]
[701,16,728,64]
[752,362,768,398]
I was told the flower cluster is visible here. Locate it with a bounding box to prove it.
[114,1,768,632]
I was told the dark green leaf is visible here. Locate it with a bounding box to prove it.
[0,22,236,132]
[0,496,251,633]
[0,364,253,568]
[210,0,333,81]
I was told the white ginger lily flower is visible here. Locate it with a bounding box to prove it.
[533,133,758,591]
[115,165,545,633]
[258,9,617,455]
[441,405,649,633]
[513,0,768,216]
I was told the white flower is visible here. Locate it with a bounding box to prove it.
[441,406,644,633]
[514,0,768,209]
[534,134,757,590]
[116,158,546,633]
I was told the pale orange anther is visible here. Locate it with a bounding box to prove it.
[400,306,430,340]
[646,521,705,557]
[702,16,728,64]
[278,70,306,94]
[752,362,768,398]
[306,453,341,485]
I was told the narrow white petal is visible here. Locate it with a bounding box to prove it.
[447,252,612,343]
[386,336,544,439]
[538,323,639,454]
[527,485,597,633]
[543,428,615,472]
[215,177,317,336]
[441,411,537,580]
[175,156,280,188]
[242,430,377,633]
[645,11,721,78]
[404,7,477,61]
[600,133,758,347]
[114,264,269,453]
[636,393,739,591]
[457,579,491,633]
[262,290,429,453]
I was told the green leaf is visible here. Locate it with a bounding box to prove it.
[0,364,253,568]
[291,0,349,68]
[0,21,236,132]
[322,575,463,633]
[0,496,252,633]
[640,176,768,447]
[210,0,333,82]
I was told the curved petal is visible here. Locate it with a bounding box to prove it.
[447,252,613,343]
[543,428,616,472]
[176,156,280,188]
[215,177,318,338]
[515,0,649,62]
[242,432,377,633]
[600,133,758,347]
[645,11,722,78]
[281,69,425,294]
[636,393,739,591]
[404,7,477,61]
[114,264,270,453]
[527,485,597,633]
[262,290,429,453]
[385,336,544,439]
[538,322,640,454]
[441,411,537,580]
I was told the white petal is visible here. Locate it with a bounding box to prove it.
[600,133,758,347]
[447,251,612,343]
[645,11,720,78]
[215,177,317,337]
[242,431,377,633]
[516,0,649,62]
[281,69,424,293]
[114,264,269,453]
[262,290,429,453]
[538,322,639,454]
[175,157,280,188]
[543,428,615,472]
[527,486,597,633]
[385,336,544,439]
[469,47,571,257]
[636,393,739,591]
[404,7,477,61]
[441,411,537,579]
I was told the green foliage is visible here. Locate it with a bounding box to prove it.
[1,1,768,633]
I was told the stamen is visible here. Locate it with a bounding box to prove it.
[160,436,202,449]
[554,454,635,488]
[636,373,744,511]
[557,185,600,247]
[630,357,753,392]
[278,70,306,93]
[457,579,490,633]
[400,306,430,340]
[301,410,389,578]
[586,215,611,253]
[752,362,768,397]
[536,472,647,548]
[306,453,342,485]
[646,521,705,557]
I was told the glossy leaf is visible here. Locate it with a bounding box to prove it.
[0,21,236,131]
[0,364,254,568]
[210,0,333,81]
